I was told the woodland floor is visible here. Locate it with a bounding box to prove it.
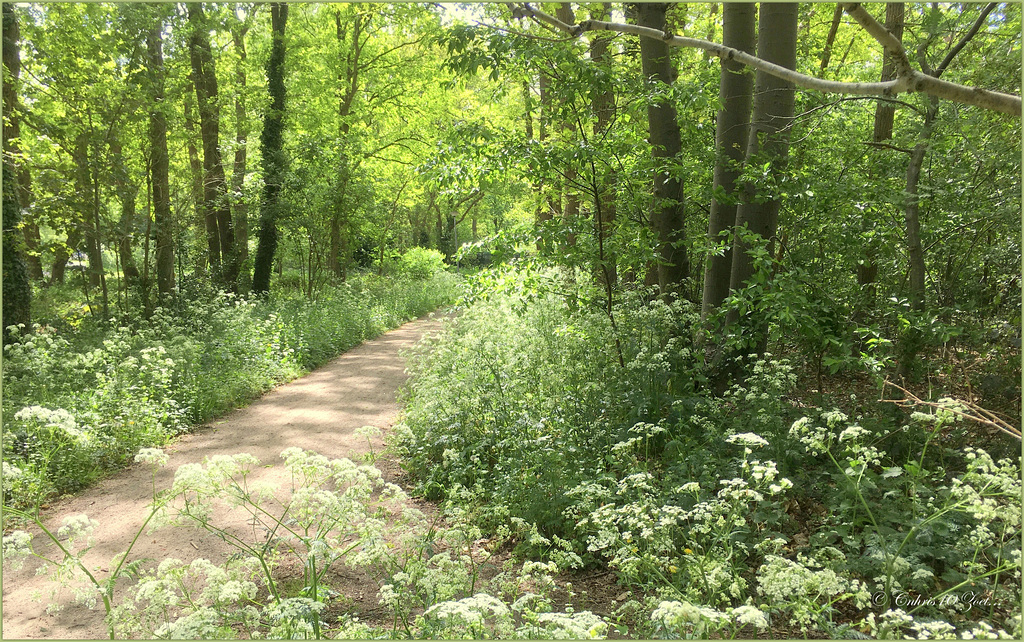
[1,312,456,640]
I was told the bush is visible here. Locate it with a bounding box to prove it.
[393,246,448,280]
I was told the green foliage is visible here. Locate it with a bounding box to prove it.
[4,446,610,639]
[388,246,448,280]
[398,277,1021,637]
[2,272,459,513]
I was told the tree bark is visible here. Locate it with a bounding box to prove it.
[635,2,688,297]
[3,3,30,337]
[109,138,140,282]
[182,93,209,277]
[148,11,175,296]
[556,4,579,248]
[252,3,288,295]
[189,3,236,288]
[231,18,251,291]
[872,3,905,143]
[819,4,843,74]
[701,2,755,321]
[72,133,103,292]
[858,4,905,306]
[590,2,617,289]
[49,228,79,286]
[726,2,798,337]
[904,101,935,311]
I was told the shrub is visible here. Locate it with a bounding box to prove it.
[393,246,448,280]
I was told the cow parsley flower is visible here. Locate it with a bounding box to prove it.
[727,433,769,448]
[134,448,169,467]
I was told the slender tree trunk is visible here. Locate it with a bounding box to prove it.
[252,3,288,295]
[23,221,43,281]
[2,3,30,337]
[819,4,843,74]
[182,94,209,277]
[72,133,103,291]
[727,3,798,333]
[556,4,579,248]
[329,10,363,278]
[905,98,937,312]
[189,3,236,288]
[148,12,175,296]
[14,132,42,280]
[858,4,905,307]
[523,78,534,140]
[49,228,79,286]
[87,129,109,317]
[635,2,688,297]
[231,22,250,292]
[701,2,755,321]
[590,2,617,289]
[109,138,140,282]
[873,4,905,142]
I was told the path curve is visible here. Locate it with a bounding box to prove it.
[2,313,447,640]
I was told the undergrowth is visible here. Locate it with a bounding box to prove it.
[2,271,460,514]
[396,267,1022,638]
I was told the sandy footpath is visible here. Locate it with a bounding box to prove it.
[1,312,447,640]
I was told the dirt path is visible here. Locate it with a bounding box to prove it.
[2,313,448,640]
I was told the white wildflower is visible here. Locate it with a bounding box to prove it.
[727,433,769,448]
[134,448,169,467]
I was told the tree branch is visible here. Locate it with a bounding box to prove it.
[513,2,1020,117]
[934,3,998,79]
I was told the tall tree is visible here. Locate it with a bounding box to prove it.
[858,3,906,306]
[148,5,174,296]
[2,3,31,338]
[230,5,255,292]
[589,2,617,289]
[701,2,756,320]
[725,2,798,339]
[252,3,288,295]
[634,2,688,296]
[189,2,237,288]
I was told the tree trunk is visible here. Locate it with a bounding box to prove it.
[189,3,236,288]
[819,4,843,74]
[858,4,905,306]
[727,3,798,331]
[591,2,617,289]
[23,221,43,281]
[231,22,250,292]
[252,3,288,295]
[49,228,79,286]
[701,2,755,321]
[329,9,364,279]
[635,2,688,297]
[13,128,42,280]
[72,133,103,292]
[556,4,579,248]
[182,93,209,277]
[905,99,936,312]
[872,3,905,142]
[2,3,30,337]
[148,13,175,296]
[109,138,140,282]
